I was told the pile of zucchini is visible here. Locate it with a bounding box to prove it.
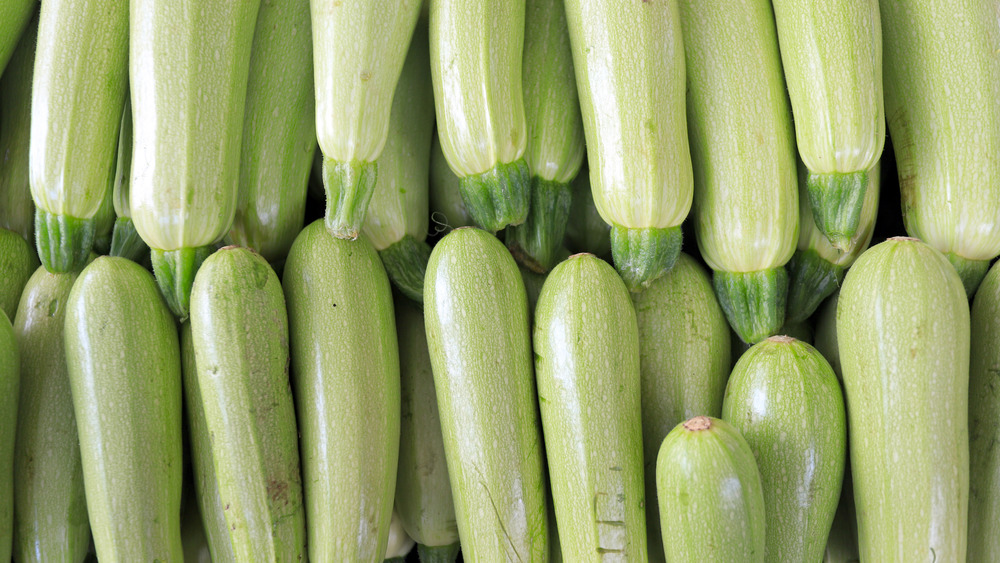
[1,0,998,561]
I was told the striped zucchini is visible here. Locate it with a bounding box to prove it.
[429,0,530,233]
[881,0,1000,296]
[656,416,766,562]
[108,99,147,263]
[0,11,37,246]
[0,229,38,321]
[680,0,799,344]
[564,0,692,291]
[506,0,584,273]
[838,237,969,560]
[384,510,416,562]
[189,247,306,561]
[722,336,846,562]
[64,256,183,562]
[361,27,435,303]
[129,0,261,319]
[632,252,731,561]
[0,0,33,75]
[813,291,841,379]
[534,253,647,560]
[428,133,473,232]
[564,167,611,260]
[424,227,549,560]
[283,221,400,561]
[29,0,128,273]
[226,0,315,265]
[12,266,90,563]
[311,0,422,239]
[0,311,18,563]
[772,0,884,249]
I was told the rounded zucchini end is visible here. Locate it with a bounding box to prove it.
[150,245,216,321]
[945,252,990,298]
[785,249,845,324]
[417,543,461,563]
[609,225,682,293]
[322,156,378,240]
[713,267,788,344]
[807,170,869,251]
[379,234,432,305]
[506,177,573,273]
[458,159,530,233]
[34,208,96,274]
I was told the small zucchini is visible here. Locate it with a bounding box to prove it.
[0,228,38,321]
[0,10,37,245]
[0,310,19,563]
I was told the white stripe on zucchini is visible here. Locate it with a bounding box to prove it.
[0,12,37,246]
[0,310,18,563]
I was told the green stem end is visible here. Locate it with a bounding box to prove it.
[506,177,572,273]
[322,157,378,240]
[945,252,990,298]
[379,234,432,305]
[416,543,461,563]
[109,217,149,263]
[609,225,682,292]
[807,170,868,251]
[34,208,95,273]
[458,159,530,233]
[785,249,845,324]
[713,267,788,344]
[150,245,215,321]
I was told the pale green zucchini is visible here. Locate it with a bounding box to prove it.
[722,336,846,562]
[563,167,610,260]
[631,252,731,561]
[361,27,435,303]
[428,133,473,232]
[813,291,841,379]
[129,0,261,319]
[881,1,1000,296]
[226,0,315,264]
[679,0,799,344]
[0,0,34,75]
[534,253,647,560]
[424,227,548,560]
[506,0,584,273]
[0,310,19,563]
[429,0,530,232]
[311,0,422,239]
[12,266,90,563]
[189,247,305,561]
[384,510,416,562]
[0,228,38,321]
[563,0,691,291]
[392,296,460,561]
[0,11,37,246]
[64,256,183,562]
[109,99,147,263]
[772,0,883,248]
[656,416,766,562]
[283,221,400,561]
[837,237,969,560]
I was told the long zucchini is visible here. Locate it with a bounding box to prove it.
[0,0,34,75]
[109,99,147,263]
[0,10,37,246]
[424,227,549,560]
[0,229,38,321]
[0,311,18,563]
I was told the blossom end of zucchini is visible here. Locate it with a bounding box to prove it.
[416,543,460,563]
[34,208,95,273]
[506,177,572,273]
[150,245,215,321]
[785,249,844,324]
[609,225,682,292]
[379,234,431,304]
[945,252,989,298]
[458,159,530,233]
[110,217,149,263]
[807,170,868,251]
[713,267,788,344]
[322,157,377,240]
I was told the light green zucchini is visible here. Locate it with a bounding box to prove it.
[506,0,584,273]
[0,310,19,562]
[361,27,435,303]
[311,0,422,239]
[0,0,34,75]
[129,0,261,319]
[12,266,90,563]
[0,11,37,246]
[631,252,731,561]
[1,228,38,321]
[429,0,530,233]
[563,167,610,260]
[563,0,691,291]
[226,0,315,265]
[428,133,473,233]
[534,253,646,560]
[283,221,400,561]
[722,336,846,562]
[881,1,1000,296]
[656,416,766,562]
[424,227,548,560]
[813,291,841,379]
[772,0,883,248]
[108,98,147,263]
[679,0,799,344]
[837,237,969,560]
[64,256,183,562]
[189,247,305,561]
[384,510,416,562]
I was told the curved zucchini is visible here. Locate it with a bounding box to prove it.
[837,237,969,560]
[64,256,183,562]
[722,336,847,562]
[428,133,473,233]
[311,0,422,239]
[384,510,416,562]
[424,227,548,560]
[189,247,306,561]
[534,253,646,560]
[0,228,38,321]
[0,11,37,245]
[12,266,90,563]
[108,99,147,263]
[656,416,766,562]
[429,0,530,233]
[680,0,799,344]
[0,0,33,75]
[283,221,400,561]
[0,311,18,562]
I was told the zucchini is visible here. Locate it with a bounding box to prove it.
[631,252,731,561]
[91,173,116,256]
[64,256,183,562]
[0,228,38,321]
[0,10,37,246]
[109,99,147,263]
[563,0,691,291]
[283,221,400,561]
[881,0,1000,296]
[771,0,884,248]
[361,27,435,303]
[189,247,306,561]
[0,0,33,75]
[506,0,584,273]
[12,266,90,563]
[721,336,847,562]
[384,510,416,562]
[813,291,841,379]
[311,0,422,239]
[563,167,610,260]
[837,237,969,560]
[679,0,799,344]
[656,416,766,562]
[227,0,315,265]
[534,253,647,560]
[424,227,549,560]
[0,310,18,563]
[429,0,530,232]
[428,133,473,232]
[129,0,261,319]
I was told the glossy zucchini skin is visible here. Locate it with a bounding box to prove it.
[837,237,970,561]
[0,11,38,246]
[64,256,183,562]
[283,221,400,561]
[0,228,38,321]
[424,227,549,561]
[0,310,19,563]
